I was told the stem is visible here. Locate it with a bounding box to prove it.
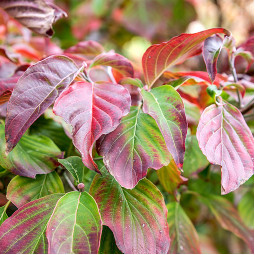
[63,172,77,191]
[241,98,254,115]
[1,200,11,218]
[94,157,103,161]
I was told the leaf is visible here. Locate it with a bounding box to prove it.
[141,85,187,168]
[0,0,66,37]
[0,194,63,254]
[196,100,254,194]
[46,191,102,254]
[90,52,134,77]
[202,35,224,83]
[65,40,104,57]
[99,226,122,254]
[0,123,62,178]
[157,159,187,194]
[98,105,170,189]
[119,78,143,88]
[7,171,64,208]
[89,162,170,254]
[5,55,83,153]
[53,81,131,172]
[142,28,229,87]
[201,195,254,252]
[167,202,201,254]
[0,205,8,227]
[58,156,85,184]
[238,190,254,228]
[183,133,208,177]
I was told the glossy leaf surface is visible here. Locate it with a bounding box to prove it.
[0,124,62,178]
[0,194,63,253]
[197,100,254,194]
[7,171,64,208]
[90,162,170,254]
[5,55,82,153]
[0,0,66,37]
[157,159,187,194]
[90,53,134,77]
[98,106,170,189]
[53,81,131,172]
[202,35,224,82]
[201,195,254,252]
[142,28,229,86]
[141,85,187,168]
[46,191,102,254]
[167,202,201,254]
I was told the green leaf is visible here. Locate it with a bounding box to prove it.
[238,190,254,228]
[120,78,144,88]
[99,226,122,254]
[46,191,102,254]
[7,171,64,208]
[98,105,170,189]
[183,133,209,177]
[157,159,187,194]
[201,195,254,252]
[89,161,170,254]
[58,156,85,184]
[0,194,63,253]
[0,204,8,226]
[167,201,201,254]
[141,85,187,168]
[0,123,63,178]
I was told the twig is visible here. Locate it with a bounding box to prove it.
[63,171,78,191]
[241,98,254,115]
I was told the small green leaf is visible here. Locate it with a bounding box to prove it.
[7,171,64,208]
[0,204,8,226]
[167,201,201,254]
[120,78,144,88]
[46,191,102,254]
[0,123,62,178]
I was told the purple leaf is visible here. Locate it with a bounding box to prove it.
[0,194,63,253]
[0,0,67,37]
[53,81,131,172]
[5,55,83,153]
[196,100,254,194]
[202,35,224,83]
[89,162,170,254]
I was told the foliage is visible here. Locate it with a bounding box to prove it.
[0,0,253,254]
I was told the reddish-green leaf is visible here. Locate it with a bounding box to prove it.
[0,194,63,254]
[197,100,254,194]
[141,85,187,168]
[167,202,201,254]
[53,81,131,172]
[90,52,134,77]
[202,35,224,83]
[142,28,229,87]
[157,159,187,194]
[0,123,62,178]
[65,40,104,57]
[46,191,102,254]
[0,0,66,37]
[98,105,170,189]
[201,195,254,252]
[7,171,64,208]
[120,77,144,88]
[5,55,82,153]
[89,162,170,254]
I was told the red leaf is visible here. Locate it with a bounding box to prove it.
[196,100,254,194]
[5,55,82,153]
[53,81,131,171]
[142,28,229,87]
[64,40,104,57]
[202,35,224,83]
[90,52,134,77]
